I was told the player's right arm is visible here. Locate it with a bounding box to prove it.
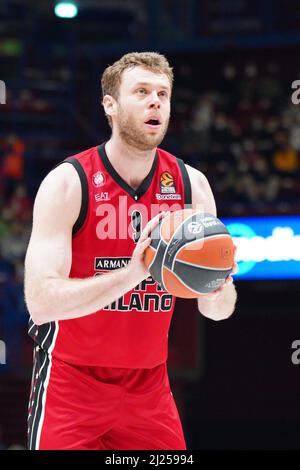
[24,163,163,326]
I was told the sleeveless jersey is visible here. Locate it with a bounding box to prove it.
[28,143,191,368]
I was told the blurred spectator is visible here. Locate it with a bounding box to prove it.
[192,94,214,132]
[243,156,281,204]
[0,249,29,371]
[1,134,25,199]
[272,131,299,174]
[258,62,283,105]
[0,221,29,263]
[238,63,259,103]
[3,184,32,222]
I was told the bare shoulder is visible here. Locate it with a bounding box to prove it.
[185,164,217,216]
[185,164,210,187]
[32,162,81,233]
[38,161,80,198]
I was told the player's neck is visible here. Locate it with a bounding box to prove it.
[105,136,157,190]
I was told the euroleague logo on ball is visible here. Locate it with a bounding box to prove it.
[187,221,203,235]
[92,171,105,188]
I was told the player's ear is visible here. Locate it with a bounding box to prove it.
[102,95,117,119]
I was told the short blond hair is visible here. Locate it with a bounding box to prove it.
[101,51,173,127]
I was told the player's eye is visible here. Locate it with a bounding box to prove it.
[137,88,147,95]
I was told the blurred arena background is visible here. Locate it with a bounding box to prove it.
[1,0,300,450]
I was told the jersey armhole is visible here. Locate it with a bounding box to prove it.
[176,158,192,207]
[54,158,89,237]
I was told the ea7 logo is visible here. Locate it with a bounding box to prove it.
[0,80,6,104]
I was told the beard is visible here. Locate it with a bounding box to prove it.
[116,105,169,151]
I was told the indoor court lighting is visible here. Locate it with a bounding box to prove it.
[54,1,78,19]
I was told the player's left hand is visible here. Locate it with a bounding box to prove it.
[202,245,238,301]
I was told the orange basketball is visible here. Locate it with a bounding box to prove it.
[144,209,234,298]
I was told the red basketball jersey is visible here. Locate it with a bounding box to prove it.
[28,143,191,368]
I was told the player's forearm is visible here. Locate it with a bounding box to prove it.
[197,283,237,321]
[26,266,141,325]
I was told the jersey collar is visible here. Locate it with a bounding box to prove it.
[97,142,158,201]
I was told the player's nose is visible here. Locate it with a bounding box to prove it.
[148,91,160,108]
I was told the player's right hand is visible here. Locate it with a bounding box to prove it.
[128,211,170,284]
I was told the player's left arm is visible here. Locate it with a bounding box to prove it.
[186,164,238,321]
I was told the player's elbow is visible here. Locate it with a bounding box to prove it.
[30,313,45,326]
[25,295,46,326]
[24,281,48,326]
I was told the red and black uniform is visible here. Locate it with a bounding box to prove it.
[28,143,191,450]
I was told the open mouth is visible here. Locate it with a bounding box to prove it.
[145,119,161,128]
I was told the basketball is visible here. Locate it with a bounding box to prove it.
[145,209,234,298]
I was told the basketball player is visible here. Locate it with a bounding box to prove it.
[24,52,237,450]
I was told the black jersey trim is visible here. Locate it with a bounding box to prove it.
[61,158,89,237]
[28,346,51,449]
[177,158,192,207]
[97,142,158,201]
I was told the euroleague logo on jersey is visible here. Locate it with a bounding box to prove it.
[160,172,176,194]
[92,171,106,188]
[156,171,181,200]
